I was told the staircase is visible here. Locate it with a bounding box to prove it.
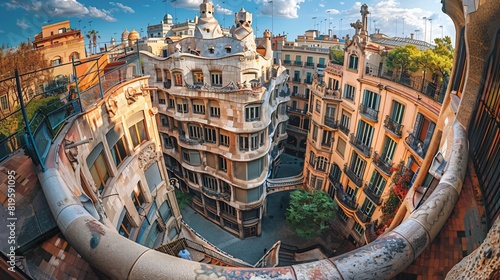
[155,238,252,267]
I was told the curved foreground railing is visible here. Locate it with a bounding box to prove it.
[37,121,468,279]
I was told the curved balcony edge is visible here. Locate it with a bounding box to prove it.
[36,121,467,279]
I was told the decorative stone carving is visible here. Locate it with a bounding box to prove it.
[64,140,79,170]
[105,96,118,118]
[446,216,499,279]
[125,87,141,104]
[138,143,160,169]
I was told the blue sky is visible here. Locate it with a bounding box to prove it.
[0,0,455,49]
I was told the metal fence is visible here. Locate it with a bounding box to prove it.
[0,47,141,169]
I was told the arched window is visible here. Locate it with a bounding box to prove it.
[348,54,358,71]
[316,156,328,172]
[52,56,62,66]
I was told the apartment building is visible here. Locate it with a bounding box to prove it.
[282,32,342,157]
[142,1,289,238]
[303,4,443,246]
[33,21,86,76]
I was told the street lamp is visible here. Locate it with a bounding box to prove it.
[268,1,274,35]
[171,0,177,24]
[428,18,433,43]
[327,10,331,37]
[340,18,343,38]
[439,25,444,38]
[423,16,427,42]
[313,17,317,31]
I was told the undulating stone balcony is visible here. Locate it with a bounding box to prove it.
[359,104,379,122]
[384,115,404,137]
[349,133,373,158]
[179,134,204,146]
[344,163,364,187]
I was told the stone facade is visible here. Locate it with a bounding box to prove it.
[141,1,289,238]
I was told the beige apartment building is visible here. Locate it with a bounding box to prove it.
[141,1,289,238]
[33,20,86,76]
[303,5,443,246]
[282,31,343,157]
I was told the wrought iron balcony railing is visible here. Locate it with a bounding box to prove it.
[349,133,372,158]
[179,135,204,146]
[355,209,372,223]
[383,115,404,137]
[324,116,339,130]
[372,151,392,176]
[405,133,427,158]
[359,104,379,122]
[334,183,358,211]
[339,123,350,136]
[362,183,382,205]
[343,163,364,187]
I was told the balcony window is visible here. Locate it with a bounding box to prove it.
[326,105,336,118]
[408,113,436,157]
[245,104,260,121]
[203,175,218,191]
[159,201,172,222]
[145,162,162,191]
[188,125,203,140]
[173,72,183,86]
[306,56,314,67]
[353,221,364,236]
[160,114,169,127]
[127,111,148,148]
[381,136,397,163]
[390,101,405,124]
[118,209,134,238]
[106,125,128,167]
[52,57,62,66]
[355,120,374,151]
[340,111,351,135]
[359,198,375,221]
[186,170,198,184]
[336,137,346,157]
[348,55,359,71]
[131,183,145,211]
[360,89,380,120]
[343,84,355,101]
[1,95,8,110]
[219,133,230,147]
[309,151,316,166]
[315,100,321,113]
[316,156,328,172]
[233,157,265,180]
[156,68,162,82]
[218,156,227,172]
[176,99,188,113]
[204,126,217,143]
[322,130,332,146]
[312,124,318,141]
[182,149,201,165]
[87,144,110,195]
[329,164,342,183]
[210,71,222,86]
[235,184,264,203]
[192,71,203,85]
[192,100,205,114]
[221,202,236,216]
[210,102,221,118]
[348,152,366,185]
[168,98,175,108]
[369,170,387,197]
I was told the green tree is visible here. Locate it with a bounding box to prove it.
[430,36,454,80]
[385,44,419,80]
[329,46,344,65]
[286,189,337,238]
[414,49,436,91]
[174,189,193,210]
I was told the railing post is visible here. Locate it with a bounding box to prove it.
[96,59,104,99]
[72,56,84,113]
[15,69,45,171]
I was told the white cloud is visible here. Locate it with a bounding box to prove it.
[326,9,340,15]
[319,4,325,8]
[4,0,116,21]
[257,0,306,19]
[340,2,345,5]
[88,6,116,21]
[215,4,233,15]
[109,2,134,13]
[16,19,29,29]
[173,0,203,10]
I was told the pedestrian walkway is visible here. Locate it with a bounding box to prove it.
[398,161,487,279]
[181,190,338,265]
